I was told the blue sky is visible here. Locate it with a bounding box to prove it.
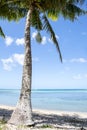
[0,12,87,89]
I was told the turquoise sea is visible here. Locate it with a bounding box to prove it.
[0,89,87,112]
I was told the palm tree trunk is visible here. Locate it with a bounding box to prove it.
[8,7,34,126]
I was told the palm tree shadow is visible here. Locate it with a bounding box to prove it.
[0,108,87,129]
[0,108,13,121]
[33,112,87,129]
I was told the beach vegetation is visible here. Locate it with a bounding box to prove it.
[41,124,53,128]
[0,121,6,130]
[0,0,86,128]
[0,120,7,125]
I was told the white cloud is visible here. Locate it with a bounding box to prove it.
[70,58,87,63]
[1,58,14,71]
[1,54,24,71]
[16,38,24,45]
[32,32,37,39]
[61,58,87,63]
[73,74,82,80]
[32,32,59,45]
[73,73,87,80]
[1,53,39,71]
[5,36,14,46]
[48,38,52,43]
[56,35,59,39]
[42,36,47,45]
[13,54,24,65]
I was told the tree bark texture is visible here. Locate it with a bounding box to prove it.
[8,7,34,126]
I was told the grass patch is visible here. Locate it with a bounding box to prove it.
[0,124,4,130]
[0,120,7,125]
[41,124,53,128]
[0,119,7,130]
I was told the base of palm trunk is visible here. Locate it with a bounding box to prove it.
[8,105,34,127]
[8,118,34,126]
[3,124,35,130]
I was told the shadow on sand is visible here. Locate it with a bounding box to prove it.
[33,112,87,129]
[0,108,87,129]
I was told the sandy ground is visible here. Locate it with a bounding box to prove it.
[0,105,87,130]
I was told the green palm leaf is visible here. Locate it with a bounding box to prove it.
[31,8,42,30]
[42,14,62,62]
[0,27,5,38]
[0,0,27,21]
[61,3,86,21]
[0,0,27,38]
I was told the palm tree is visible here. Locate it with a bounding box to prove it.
[1,0,86,127]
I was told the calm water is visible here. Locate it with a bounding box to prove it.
[0,89,87,112]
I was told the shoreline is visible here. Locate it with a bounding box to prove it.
[0,105,87,129]
[33,108,87,118]
[0,105,87,118]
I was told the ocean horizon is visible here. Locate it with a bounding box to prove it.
[0,88,87,112]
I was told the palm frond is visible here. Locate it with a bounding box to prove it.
[31,8,42,30]
[39,0,86,22]
[68,0,85,4]
[42,14,62,62]
[0,1,27,21]
[0,26,5,38]
[61,3,86,21]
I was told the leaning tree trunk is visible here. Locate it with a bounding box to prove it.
[8,8,34,126]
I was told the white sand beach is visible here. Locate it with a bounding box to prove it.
[0,105,87,130]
